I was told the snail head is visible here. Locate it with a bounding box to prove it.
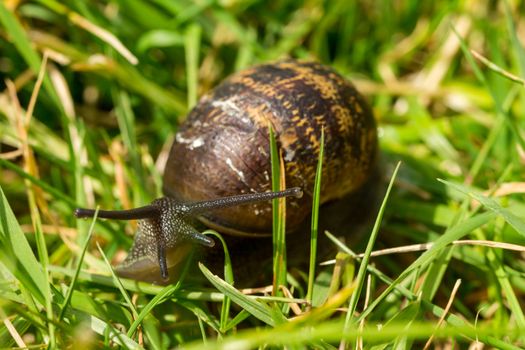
[75,187,303,281]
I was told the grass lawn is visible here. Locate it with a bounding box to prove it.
[1,1,525,349]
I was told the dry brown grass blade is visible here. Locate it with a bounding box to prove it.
[470,49,525,85]
[327,252,350,297]
[279,285,304,316]
[0,307,26,348]
[25,53,48,127]
[68,12,138,65]
[356,274,372,350]
[20,53,57,227]
[357,240,525,257]
[414,15,472,104]
[48,63,94,207]
[12,69,35,91]
[33,1,137,65]
[378,18,430,85]
[240,285,273,295]
[0,149,23,159]
[321,240,525,265]
[6,64,52,224]
[109,140,132,212]
[423,279,462,350]
[20,224,77,238]
[487,182,525,197]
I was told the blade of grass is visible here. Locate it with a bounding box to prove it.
[203,230,233,333]
[0,2,60,108]
[419,248,454,301]
[0,185,46,305]
[356,211,496,323]
[177,299,220,334]
[93,248,165,348]
[184,23,201,109]
[113,90,146,205]
[58,208,98,321]
[439,179,525,238]
[90,316,141,349]
[439,179,525,329]
[29,28,187,114]
[306,129,324,305]
[13,55,56,345]
[26,197,56,349]
[35,0,138,64]
[453,25,525,152]
[0,306,26,348]
[198,318,207,344]
[126,283,178,338]
[389,301,422,350]
[0,158,76,206]
[325,228,525,330]
[181,318,520,350]
[199,263,285,327]
[341,161,401,344]
[137,30,184,52]
[270,127,287,296]
[503,0,525,81]
[223,310,251,333]
[470,49,525,85]
[96,243,139,320]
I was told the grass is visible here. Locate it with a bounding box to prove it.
[1,0,525,349]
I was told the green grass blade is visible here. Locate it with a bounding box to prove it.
[90,316,142,349]
[439,180,525,329]
[0,2,60,107]
[223,310,251,332]
[26,177,55,346]
[113,90,146,205]
[181,319,520,350]
[185,23,201,109]
[357,211,496,322]
[59,208,98,321]
[96,244,139,319]
[203,230,234,333]
[269,127,287,296]
[0,185,46,305]
[344,161,401,330]
[0,158,76,207]
[127,284,178,338]
[177,299,221,334]
[439,179,525,238]
[504,0,525,80]
[199,263,284,327]
[137,30,185,52]
[306,129,324,305]
[453,25,525,151]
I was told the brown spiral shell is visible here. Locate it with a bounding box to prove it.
[163,60,377,236]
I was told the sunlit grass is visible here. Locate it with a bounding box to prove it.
[1,0,525,349]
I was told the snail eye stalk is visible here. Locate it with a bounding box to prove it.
[74,187,303,280]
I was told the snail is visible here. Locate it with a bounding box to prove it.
[75,60,378,283]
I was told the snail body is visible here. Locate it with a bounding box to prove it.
[75,60,377,283]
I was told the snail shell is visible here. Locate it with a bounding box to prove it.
[163,60,377,236]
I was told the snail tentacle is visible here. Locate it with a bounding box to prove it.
[182,187,303,215]
[156,237,168,280]
[178,221,215,247]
